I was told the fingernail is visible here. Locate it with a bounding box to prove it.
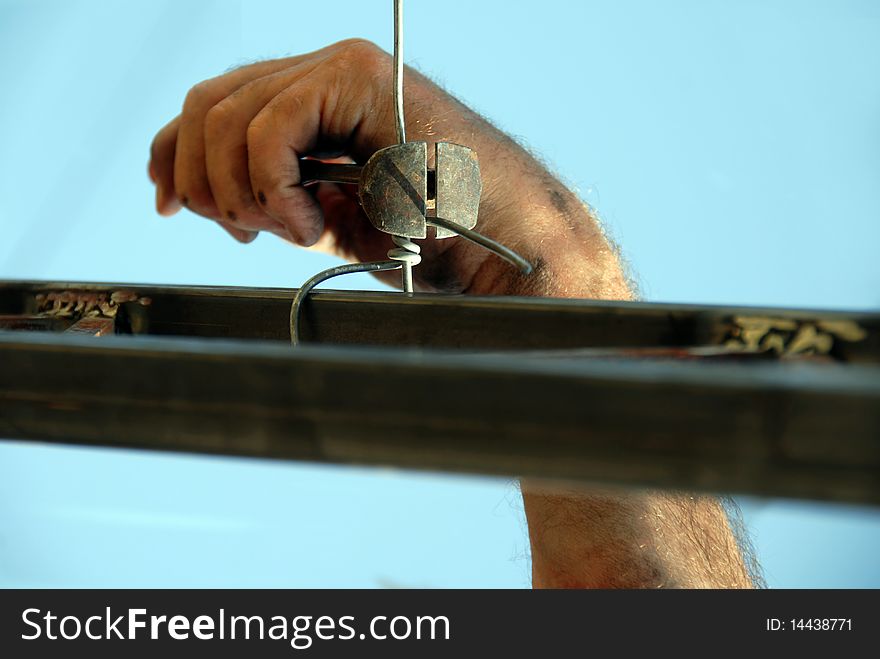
[230,227,258,244]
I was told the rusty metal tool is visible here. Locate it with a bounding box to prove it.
[298,143,529,270]
[289,0,531,344]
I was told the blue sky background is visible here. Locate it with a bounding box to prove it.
[0,0,878,587]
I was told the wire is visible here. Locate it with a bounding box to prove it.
[390,0,417,292]
[290,260,401,345]
[428,216,533,275]
[393,0,406,144]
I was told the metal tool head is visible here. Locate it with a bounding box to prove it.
[433,142,481,238]
[359,141,428,239]
[358,141,482,240]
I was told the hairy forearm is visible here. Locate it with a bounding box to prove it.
[522,485,755,588]
[388,68,633,299]
[429,98,754,588]
[508,199,754,587]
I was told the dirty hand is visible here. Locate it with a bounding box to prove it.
[148,39,626,297]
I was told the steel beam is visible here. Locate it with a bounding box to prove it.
[2,280,879,360]
[1,330,878,505]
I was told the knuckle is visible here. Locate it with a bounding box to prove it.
[203,101,233,139]
[245,116,265,150]
[332,38,386,73]
[182,79,221,115]
[335,37,377,51]
[182,81,207,111]
[245,106,289,154]
[245,120,278,189]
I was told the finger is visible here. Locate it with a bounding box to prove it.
[149,116,182,216]
[203,63,320,233]
[169,40,364,222]
[218,221,259,244]
[150,59,305,215]
[245,40,389,246]
[246,77,328,246]
[173,81,224,219]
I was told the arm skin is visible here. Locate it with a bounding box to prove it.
[149,38,755,589]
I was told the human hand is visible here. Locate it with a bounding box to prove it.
[150,40,506,291]
[149,38,627,295]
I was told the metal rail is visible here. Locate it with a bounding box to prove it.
[2,280,878,358]
[1,280,879,505]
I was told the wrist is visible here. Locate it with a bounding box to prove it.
[422,99,631,300]
[358,63,632,301]
[466,178,633,300]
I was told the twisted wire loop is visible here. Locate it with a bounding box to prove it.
[387,235,421,293]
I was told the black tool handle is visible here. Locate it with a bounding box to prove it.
[298,159,363,186]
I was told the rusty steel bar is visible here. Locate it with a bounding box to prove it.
[0,316,879,505]
[2,280,877,361]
